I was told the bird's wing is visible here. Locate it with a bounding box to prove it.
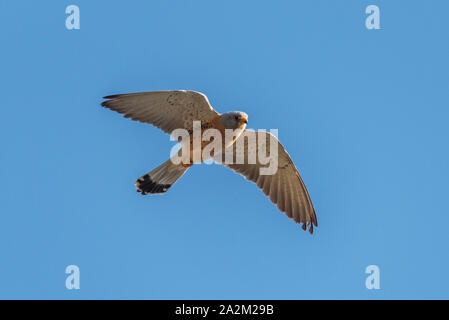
[220,130,317,233]
[101,90,219,134]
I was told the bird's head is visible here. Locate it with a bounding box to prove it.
[221,111,248,130]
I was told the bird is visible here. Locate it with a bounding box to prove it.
[101,90,317,233]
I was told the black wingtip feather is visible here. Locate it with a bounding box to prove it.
[101,95,120,108]
[103,94,121,99]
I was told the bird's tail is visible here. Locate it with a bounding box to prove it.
[135,159,189,195]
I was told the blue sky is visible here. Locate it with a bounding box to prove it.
[1,0,448,299]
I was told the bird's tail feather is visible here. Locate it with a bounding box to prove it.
[135,159,188,195]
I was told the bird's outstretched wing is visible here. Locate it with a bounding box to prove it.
[101,90,219,134]
[221,130,317,233]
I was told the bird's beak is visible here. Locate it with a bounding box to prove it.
[239,116,248,125]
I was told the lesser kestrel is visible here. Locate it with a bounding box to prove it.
[101,90,317,233]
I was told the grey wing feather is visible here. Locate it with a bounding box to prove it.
[223,130,317,233]
[101,90,219,134]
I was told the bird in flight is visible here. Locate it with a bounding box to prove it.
[101,90,317,233]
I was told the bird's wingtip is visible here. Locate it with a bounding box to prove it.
[103,94,120,100]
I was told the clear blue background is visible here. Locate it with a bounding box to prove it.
[1,0,448,299]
